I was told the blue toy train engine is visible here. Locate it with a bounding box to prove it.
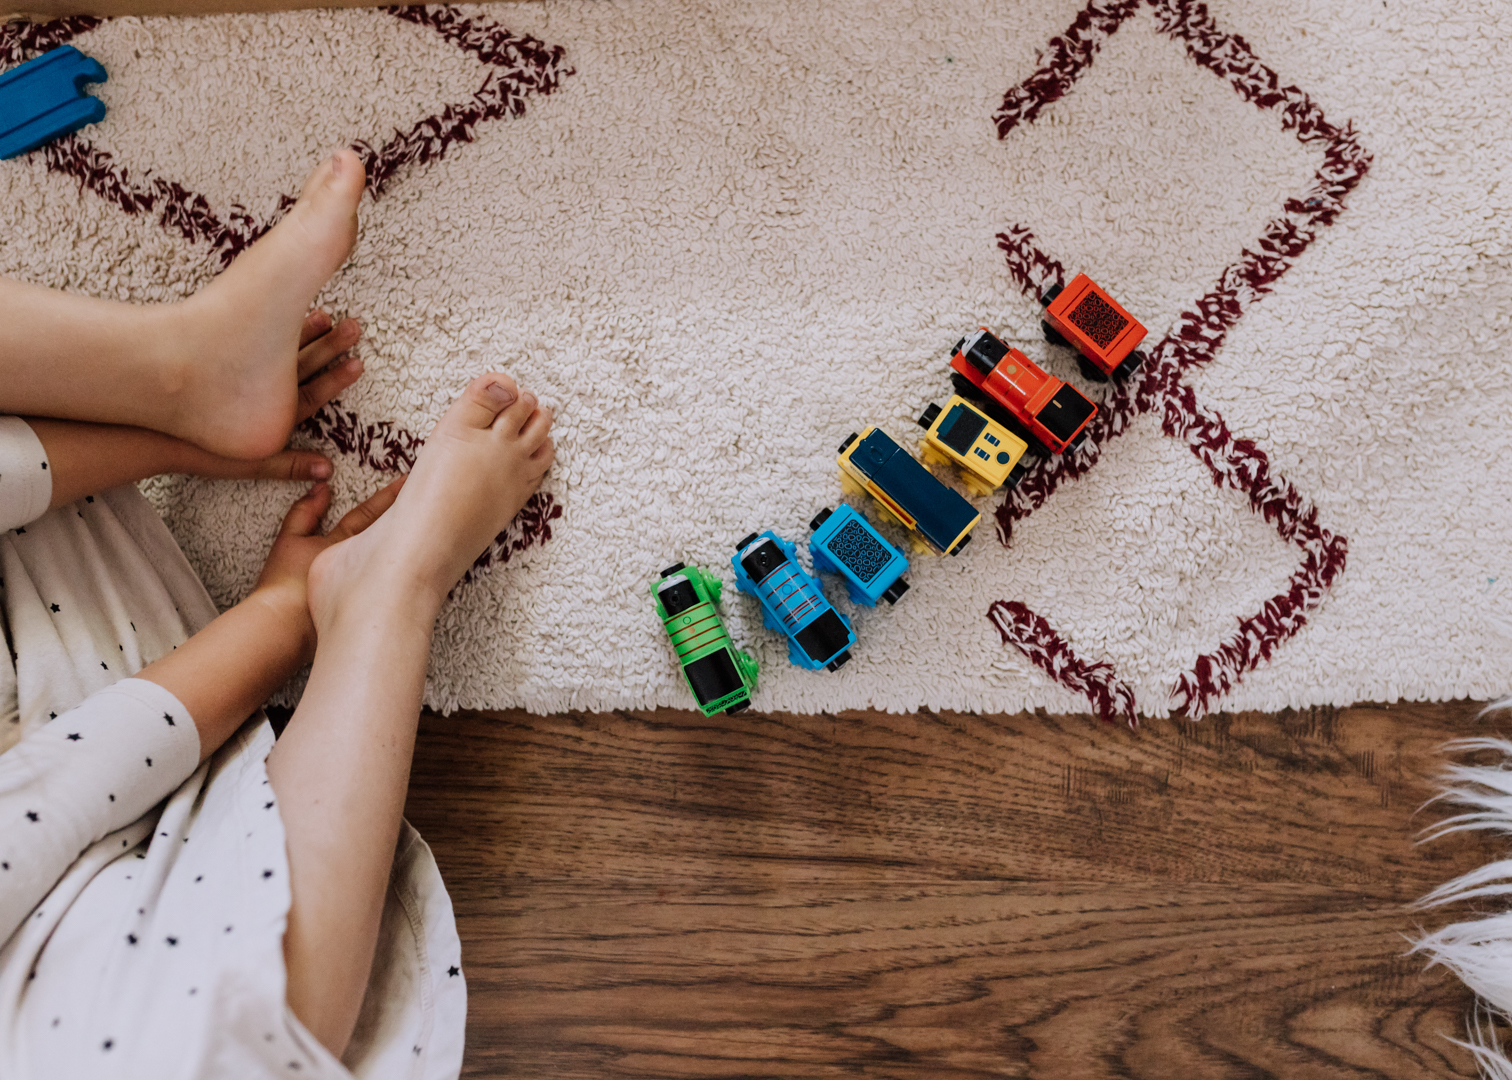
[809,504,910,607]
[732,530,855,672]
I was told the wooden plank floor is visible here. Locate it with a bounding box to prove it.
[403,701,1512,1078]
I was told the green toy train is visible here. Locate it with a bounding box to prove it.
[651,562,760,715]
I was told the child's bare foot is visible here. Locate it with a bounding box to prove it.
[165,150,366,459]
[307,373,555,626]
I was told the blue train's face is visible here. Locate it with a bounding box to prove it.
[739,538,789,584]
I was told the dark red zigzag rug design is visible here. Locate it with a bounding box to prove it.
[1,7,571,584]
[984,0,1368,723]
[299,402,562,584]
[4,7,572,268]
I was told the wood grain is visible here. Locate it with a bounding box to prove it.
[403,701,1511,1078]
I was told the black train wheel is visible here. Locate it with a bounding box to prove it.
[1112,350,1147,381]
[1042,319,1071,349]
[1076,354,1110,384]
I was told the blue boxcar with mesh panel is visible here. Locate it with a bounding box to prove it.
[732,530,855,672]
[808,504,910,607]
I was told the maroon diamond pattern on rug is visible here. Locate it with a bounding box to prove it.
[0,6,571,583]
[986,0,1370,724]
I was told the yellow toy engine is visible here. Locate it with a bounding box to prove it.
[916,395,1030,496]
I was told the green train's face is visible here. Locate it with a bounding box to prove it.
[656,573,701,618]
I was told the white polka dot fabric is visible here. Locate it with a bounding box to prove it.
[0,417,51,536]
[0,422,465,1079]
[0,677,200,943]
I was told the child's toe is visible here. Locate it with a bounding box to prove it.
[518,405,553,448]
[450,374,518,430]
[296,148,364,208]
[495,390,540,436]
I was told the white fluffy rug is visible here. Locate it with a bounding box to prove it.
[2,0,1510,718]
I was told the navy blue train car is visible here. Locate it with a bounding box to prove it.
[837,427,980,556]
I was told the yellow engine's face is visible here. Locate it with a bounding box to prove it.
[923,396,1028,491]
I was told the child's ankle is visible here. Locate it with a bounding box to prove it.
[310,543,446,638]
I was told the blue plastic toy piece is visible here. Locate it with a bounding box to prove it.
[0,46,108,161]
[808,504,910,607]
[732,530,855,672]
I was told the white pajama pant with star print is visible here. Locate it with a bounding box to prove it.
[0,416,467,1079]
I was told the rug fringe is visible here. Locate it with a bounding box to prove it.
[1415,710,1512,1076]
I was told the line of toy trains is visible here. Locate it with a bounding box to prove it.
[651,273,1150,715]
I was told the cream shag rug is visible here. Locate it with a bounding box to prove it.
[2,0,1510,720]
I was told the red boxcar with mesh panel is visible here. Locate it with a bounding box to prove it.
[1041,273,1147,382]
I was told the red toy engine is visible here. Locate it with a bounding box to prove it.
[949,329,1097,456]
[1040,273,1147,383]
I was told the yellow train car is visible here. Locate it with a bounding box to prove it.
[916,395,1030,496]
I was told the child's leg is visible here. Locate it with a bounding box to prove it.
[266,374,554,1057]
[0,150,364,460]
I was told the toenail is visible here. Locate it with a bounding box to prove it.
[485,382,515,407]
[330,152,345,176]
[311,460,332,479]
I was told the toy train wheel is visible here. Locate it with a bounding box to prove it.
[838,432,859,455]
[810,507,833,532]
[948,532,973,557]
[881,578,910,605]
[917,402,942,429]
[659,562,686,578]
[826,651,852,672]
[1005,459,1028,489]
[873,500,904,529]
[962,474,998,499]
[726,702,748,715]
[735,532,759,551]
[1076,354,1109,384]
[1041,319,1070,349]
[918,441,950,470]
[1112,350,1146,381]
[1039,282,1063,308]
[950,371,986,402]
